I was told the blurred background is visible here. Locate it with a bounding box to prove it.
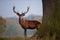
[0,0,43,37]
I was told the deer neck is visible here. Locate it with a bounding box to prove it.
[19,16,24,26]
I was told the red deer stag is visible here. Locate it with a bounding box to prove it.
[13,6,41,37]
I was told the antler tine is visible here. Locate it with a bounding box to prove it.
[13,6,19,13]
[27,6,30,12]
[13,6,15,10]
[23,6,30,14]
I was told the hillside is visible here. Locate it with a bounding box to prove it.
[2,15,42,37]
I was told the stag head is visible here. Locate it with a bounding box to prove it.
[13,6,30,17]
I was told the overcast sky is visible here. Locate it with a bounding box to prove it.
[0,0,43,18]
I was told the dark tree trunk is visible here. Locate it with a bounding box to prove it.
[35,0,60,40]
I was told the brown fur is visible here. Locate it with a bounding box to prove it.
[19,18,41,29]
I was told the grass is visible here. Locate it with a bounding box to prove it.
[0,36,37,40]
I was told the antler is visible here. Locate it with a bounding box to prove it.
[13,6,21,16]
[13,6,19,13]
[23,6,30,14]
[13,6,30,16]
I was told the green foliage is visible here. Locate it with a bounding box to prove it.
[34,0,60,40]
[0,16,7,34]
